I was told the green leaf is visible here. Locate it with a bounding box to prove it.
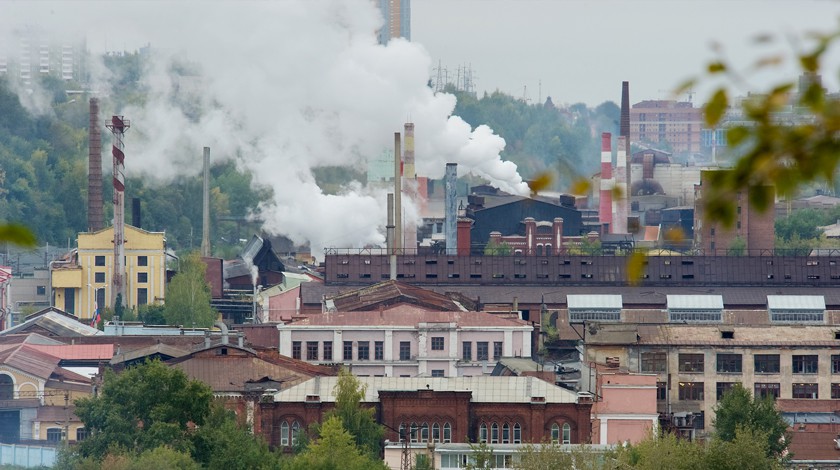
[0,224,37,247]
[707,62,727,74]
[705,89,728,127]
[726,126,750,147]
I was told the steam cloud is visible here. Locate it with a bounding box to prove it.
[1,0,529,259]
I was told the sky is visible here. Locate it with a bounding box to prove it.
[412,0,840,106]
[1,0,839,255]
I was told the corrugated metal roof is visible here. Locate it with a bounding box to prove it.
[666,295,723,310]
[767,295,825,311]
[27,344,114,360]
[284,307,530,328]
[1,310,101,337]
[567,294,622,310]
[274,376,579,404]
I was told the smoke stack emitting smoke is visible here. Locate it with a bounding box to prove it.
[2,1,528,260]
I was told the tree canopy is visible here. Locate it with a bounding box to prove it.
[286,416,387,470]
[713,383,790,460]
[321,368,384,461]
[164,251,217,328]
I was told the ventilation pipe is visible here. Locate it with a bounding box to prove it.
[215,320,229,345]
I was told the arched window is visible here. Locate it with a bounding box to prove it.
[514,249,523,255]
[545,244,552,255]
[513,423,521,444]
[491,422,499,443]
[443,422,452,443]
[280,421,290,446]
[291,421,301,446]
[432,423,440,442]
[536,244,544,256]
[420,422,429,442]
[562,423,571,444]
[410,422,419,443]
[502,423,510,443]
[551,423,560,444]
[0,374,12,400]
[398,423,406,442]
[479,423,488,443]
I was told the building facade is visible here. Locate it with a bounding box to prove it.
[277,306,533,377]
[51,225,167,320]
[376,0,411,45]
[630,100,703,154]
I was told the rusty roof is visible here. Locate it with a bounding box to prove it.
[27,344,114,360]
[325,280,466,312]
[586,323,840,347]
[286,306,530,328]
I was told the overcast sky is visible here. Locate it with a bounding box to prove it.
[413,0,840,106]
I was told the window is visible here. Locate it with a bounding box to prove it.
[678,353,704,373]
[479,423,488,443]
[793,355,818,374]
[793,383,819,399]
[95,255,105,266]
[137,288,147,306]
[280,421,290,446]
[0,374,13,400]
[641,352,667,373]
[754,354,780,374]
[357,341,370,361]
[432,423,440,442]
[431,337,444,351]
[512,423,521,444]
[551,423,560,444]
[374,341,383,360]
[291,421,301,445]
[343,341,353,361]
[678,382,704,400]
[399,341,411,361]
[323,342,332,361]
[137,255,148,266]
[431,369,444,377]
[94,272,105,283]
[75,428,88,441]
[490,423,499,444]
[502,423,510,443]
[562,423,571,444]
[754,383,780,400]
[306,342,318,360]
[833,383,840,399]
[137,272,148,283]
[36,285,46,296]
[420,423,429,442]
[443,422,452,443]
[717,354,742,373]
[292,341,301,360]
[716,382,736,400]
[462,342,472,361]
[494,341,503,359]
[832,355,840,373]
[656,381,667,401]
[477,342,489,361]
[46,428,62,442]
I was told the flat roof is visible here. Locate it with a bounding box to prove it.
[767,295,825,311]
[666,295,723,310]
[567,295,623,310]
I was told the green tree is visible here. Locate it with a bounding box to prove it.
[288,416,388,470]
[483,239,512,256]
[191,404,281,470]
[164,252,217,328]
[465,441,494,470]
[729,236,747,256]
[74,360,213,459]
[516,443,608,470]
[323,368,385,460]
[713,383,789,460]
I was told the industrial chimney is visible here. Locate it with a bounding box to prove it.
[88,98,104,232]
[444,163,457,255]
[598,133,613,233]
[107,115,130,308]
[393,132,402,252]
[613,136,628,234]
[201,147,211,257]
[403,123,417,254]
[131,197,141,228]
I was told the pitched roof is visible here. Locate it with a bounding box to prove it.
[325,280,465,312]
[274,376,580,404]
[27,343,114,360]
[284,307,530,328]
[2,310,102,337]
[588,323,840,347]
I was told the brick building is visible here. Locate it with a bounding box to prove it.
[261,376,593,450]
[630,100,703,153]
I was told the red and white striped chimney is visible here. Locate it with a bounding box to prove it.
[599,132,613,233]
[613,135,628,234]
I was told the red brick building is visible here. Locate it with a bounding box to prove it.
[260,376,592,450]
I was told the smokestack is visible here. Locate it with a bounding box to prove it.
[403,122,417,255]
[107,115,130,308]
[598,133,613,233]
[88,98,104,232]
[387,193,396,280]
[620,81,630,142]
[394,132,402,252]
[131,197,141,228]
[613,136,628,234]
[201,147,211,257]
[445,163,457,255]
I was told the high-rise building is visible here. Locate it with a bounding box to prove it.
[630,100,703,154]
[376,0,411,45]
[0,26,86,86]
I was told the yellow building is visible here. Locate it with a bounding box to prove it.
[51,225,167,320]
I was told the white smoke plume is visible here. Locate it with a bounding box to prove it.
[1,1,529,259]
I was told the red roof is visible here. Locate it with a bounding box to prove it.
[288,306,530,328]
[27,343,114,360]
